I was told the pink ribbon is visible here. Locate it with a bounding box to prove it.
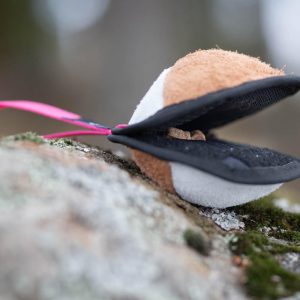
[0,100,127,139]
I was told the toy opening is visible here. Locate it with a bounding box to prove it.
[109,76,300,185]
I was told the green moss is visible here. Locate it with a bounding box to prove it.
[230,231,268,255]
[48,138,76,147]
[229,196,300,299]
[232,197,300,251]
[272,231,300,244]
[270,243,300,255]
[233,196,300,231]
[183,229,209,256]
[3,132,45,144]
[230,231,300,299]
[246,254,300,299]
[62,139,75,146]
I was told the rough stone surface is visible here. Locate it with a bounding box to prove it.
[0,136,246,300]
[277,253,300,275]
[282,293,300,300]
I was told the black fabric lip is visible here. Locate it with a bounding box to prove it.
[113,75,300,136]
[109,75,300,185]
[108,134,300,184]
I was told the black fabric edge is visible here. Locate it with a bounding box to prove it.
[108,134,300,185]
[113,75,300,135]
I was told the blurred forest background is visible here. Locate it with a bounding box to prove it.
[0,0,299,194]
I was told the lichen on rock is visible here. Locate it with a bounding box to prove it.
[0,134,246,300]
[200,208,245,231]
[1,133,300,300]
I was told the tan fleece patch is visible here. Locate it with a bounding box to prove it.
[131,150,175,193]
[164,49,284,106]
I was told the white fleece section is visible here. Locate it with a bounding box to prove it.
[170,162,282,208]
[129,68,170,125]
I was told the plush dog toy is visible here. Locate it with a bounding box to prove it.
[1,49,300,208]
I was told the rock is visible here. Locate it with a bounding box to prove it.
[0,135,246,300]
[274,198,300,214]
[200,208,245,231]
[276,253,300,275]
[281,293,300,300]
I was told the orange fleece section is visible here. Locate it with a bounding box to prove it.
[164,49,284,106]
[131,149,175,193]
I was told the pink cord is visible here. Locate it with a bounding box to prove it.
[115,124,128,129]
[43,129,112,139]
[0,100,127,139]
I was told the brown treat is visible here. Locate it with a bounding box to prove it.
[191,130,206,141]
[168,128,191,140]
[131,149,175,193]
[164,49,284,106]
[168,128,206,141]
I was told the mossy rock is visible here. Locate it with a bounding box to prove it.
[2,132,45,144]
[230,196,300,300]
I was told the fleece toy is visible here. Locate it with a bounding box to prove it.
[1,49,300,208]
